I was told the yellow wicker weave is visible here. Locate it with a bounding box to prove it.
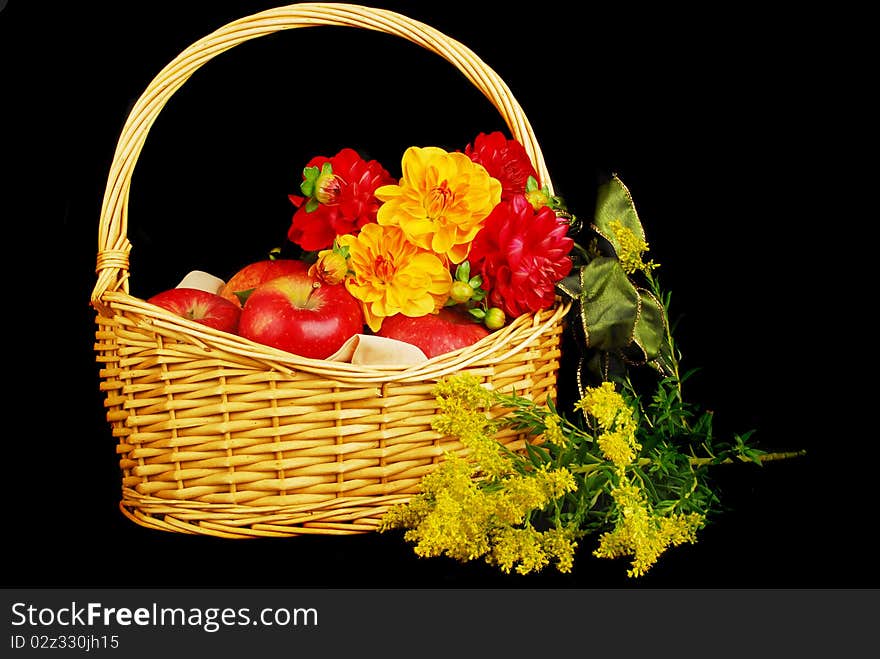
[91,2,571,538]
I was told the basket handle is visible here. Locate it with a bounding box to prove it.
[91,2,553,310]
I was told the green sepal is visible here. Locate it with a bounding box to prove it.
[305,198,320,213]
[300,165,320,198]
[525,175,540,193]
[468,275,483,289]
[592,175,647,257]
[456,261,471,283]
[469,307,486,320]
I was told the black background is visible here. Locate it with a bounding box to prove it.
[2,0,869,588]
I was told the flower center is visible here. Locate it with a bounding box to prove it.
[374,254,396,283]
[426,180,453,219]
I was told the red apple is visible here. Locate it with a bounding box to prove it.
[219,259,310,307]
[147,287,241,333]
[238,272,364,359]
[377,308,490,358]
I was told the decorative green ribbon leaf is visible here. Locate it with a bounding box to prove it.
[577,257,640,352]
[631,288,666,362]
[592,175,647,255]
[556,272,583,300]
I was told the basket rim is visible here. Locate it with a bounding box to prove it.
[100,289,570,383]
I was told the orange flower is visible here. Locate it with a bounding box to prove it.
[375,146,502,264]
[338,223,452,331]
[308,249,349,285]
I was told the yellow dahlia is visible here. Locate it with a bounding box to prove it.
[375,146,502,264]
[338,222,452,331]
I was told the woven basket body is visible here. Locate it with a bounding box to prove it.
[92,3,570,538]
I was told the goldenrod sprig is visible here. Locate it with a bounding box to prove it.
[381,354,780,578]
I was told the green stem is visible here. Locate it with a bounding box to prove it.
[689,450,807,467]
[570,241,593,263]
[569,450,805,475]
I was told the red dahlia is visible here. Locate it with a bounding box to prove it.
[464,131,539,200]
[468,194,573,318]
[288,148,395,251]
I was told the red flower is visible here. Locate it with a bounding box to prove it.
[288,148,395,251]
[468,194,573,318]
[464,131,539,200]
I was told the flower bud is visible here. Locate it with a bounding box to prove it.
[484,307,506,330]
[314,172,344,205]
[525,187,552,211]
[309,250,349,285]
[449,280,474,304]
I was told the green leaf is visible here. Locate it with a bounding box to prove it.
[524,441,551,467]
[234,287,256,305]
[577,258,640,352]
[592,175,647,256]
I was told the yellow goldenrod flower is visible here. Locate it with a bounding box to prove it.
[540,527,578,574]
[382,374,700,579]
[431,374,512,479]
[542,414,567,447]
[597,427,639,468]
[433,373,494,410]
[376,146,502,263]
[575,381,627,429]
[609,218,658,275]
[339,223,452,331]
[594,476,703,577]
[490,525,549,575]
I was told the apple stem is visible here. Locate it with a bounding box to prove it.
[308,281,321,304]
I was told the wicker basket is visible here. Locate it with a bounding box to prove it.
[91,2,571,538]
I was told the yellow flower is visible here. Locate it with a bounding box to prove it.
[542,414,567,447]
[593,476,704,578]
[609,219,659,275]
[308,249,349,285]
[375,146,502,264]
[597,428,640,468]
[575,381,626,429]
[576,382,641,467]
[490,525,549,575]
[339,223,452,332]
